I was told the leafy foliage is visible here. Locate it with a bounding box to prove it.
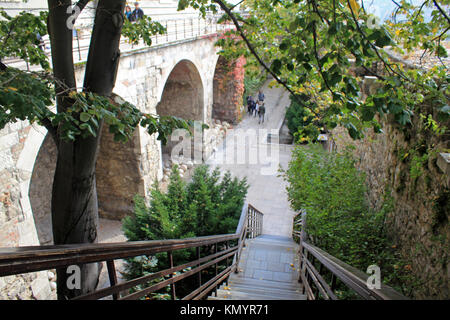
[285,93,325,143]
[121,16,166,45]
[0,68,54,129]
[0,10,49,69]
[182,0,450,141]
[0,4,200,145]
[283,144,414,297]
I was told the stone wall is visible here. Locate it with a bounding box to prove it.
[0,121,54,299]
[212,56,246,124]
[331,79,449,299]
[96,128,144,221]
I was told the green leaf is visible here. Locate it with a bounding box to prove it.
[80,112,91,122]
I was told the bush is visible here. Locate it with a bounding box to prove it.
[283,144,411,298]
[285,94,324,143]
[121,165,248,299]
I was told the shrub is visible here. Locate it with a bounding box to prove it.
[121,165,248,299]
[285,94,324,143]
[283,144,411,298]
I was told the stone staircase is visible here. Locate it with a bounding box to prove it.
[208,234,307,300]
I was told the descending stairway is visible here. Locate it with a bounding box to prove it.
[209,235,307,300]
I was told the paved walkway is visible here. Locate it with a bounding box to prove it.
[206,81,298,238]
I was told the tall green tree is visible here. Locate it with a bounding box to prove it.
[0,0,190,299]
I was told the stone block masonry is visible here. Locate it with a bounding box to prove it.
[330,77,450,299]
[0,121,54,299]
[212,56,246,124]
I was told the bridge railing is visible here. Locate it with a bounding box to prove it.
[293,211,409,300]
[3,15,234,70]
[0,202,263,300]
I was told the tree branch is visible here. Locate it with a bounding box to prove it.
[229,0,245,11]
[40,116,59,145]
[312,22,336,96]
[212,0,321,118]
[432,0,450,25]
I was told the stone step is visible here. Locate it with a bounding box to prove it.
[253,234,295,244]
[228,277,300,291]
[219,282,304,299]
[213,288,307,300]
[213,288,304,300]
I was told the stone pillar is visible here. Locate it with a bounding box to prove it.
[212,56,246,124]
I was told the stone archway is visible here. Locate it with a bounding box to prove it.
[156,59,205,165]
[29,128,143,243]
[157,59,204,121]
[95,127,143,221]
[29,133,57,245]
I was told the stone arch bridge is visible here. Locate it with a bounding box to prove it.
[0,29,245,265]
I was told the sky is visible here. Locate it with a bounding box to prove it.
[362,0,435,21]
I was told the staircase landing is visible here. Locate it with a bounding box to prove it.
[209,235,306,300]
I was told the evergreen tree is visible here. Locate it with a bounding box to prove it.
[121,164,249,297]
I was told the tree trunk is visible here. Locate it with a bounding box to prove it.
[47,0,126,299]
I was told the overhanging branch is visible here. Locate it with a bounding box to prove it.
[212,0,321,118]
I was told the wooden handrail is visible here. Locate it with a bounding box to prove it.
[0,201,264,300]
[294,211,409,300]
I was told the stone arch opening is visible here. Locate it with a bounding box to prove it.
[29,133,57,245]
[156,59,204,165]
[29,127,143,245]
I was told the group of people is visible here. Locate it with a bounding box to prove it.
[246,90,266,124]
[125,2,145,22]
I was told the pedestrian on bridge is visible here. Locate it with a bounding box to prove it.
[125,5,132,21]
[130,2,144,22]
[254,100,260,117]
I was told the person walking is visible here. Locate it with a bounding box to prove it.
[246,95,254,114]
[124,5,132,21]
[258,103,266,124]
[130,2,144,22]
[254,100,260,117]
[258,90,265,103]
[36,33,45,51]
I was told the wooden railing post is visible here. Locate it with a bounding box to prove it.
[106,260,118,300]
[169,251,176,300]
[197,246,202,288]
[298,210,307,284]
[214,243,218,296]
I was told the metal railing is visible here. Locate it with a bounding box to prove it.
[3,15,234,70]
[293,211,408,300]
[0,202,263,300]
